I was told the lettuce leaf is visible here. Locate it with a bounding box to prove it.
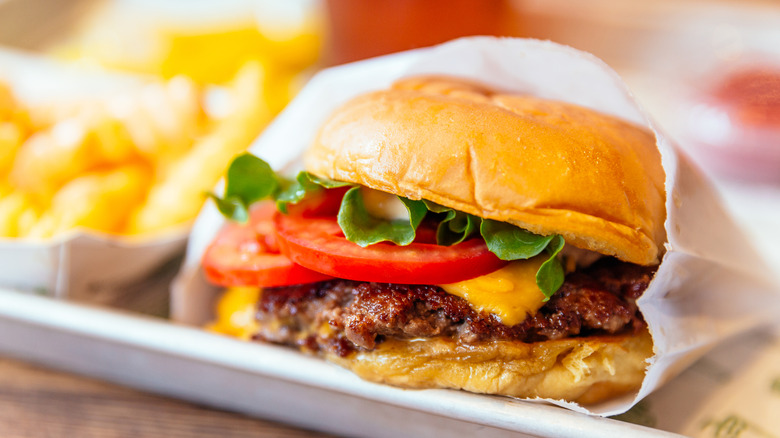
[276,171,353,213]
[480,219,555,260]
[207,153,279,222]
[537,235,565,300]
[423,201,479,246]
[338,187,427,246]
[208,152,354,220]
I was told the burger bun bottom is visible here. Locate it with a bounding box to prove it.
[326,329,653,405]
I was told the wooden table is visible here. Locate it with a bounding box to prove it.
[0,357,335,438]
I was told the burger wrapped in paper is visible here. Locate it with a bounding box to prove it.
[173,38,779,415]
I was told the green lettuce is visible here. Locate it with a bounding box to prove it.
[206,153,279,222]
[423,201,480,246]
[537,235,565,299]
[275,171,353,213]
[338,187,427,246]
[208,153,353,220]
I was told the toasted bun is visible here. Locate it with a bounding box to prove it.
[327,329,653,405]
[305,76,666,265]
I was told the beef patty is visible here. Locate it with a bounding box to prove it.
[253,258,655,357]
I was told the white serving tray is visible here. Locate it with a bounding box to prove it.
[0,289,677,438]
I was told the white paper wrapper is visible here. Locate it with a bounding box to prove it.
[172,37,780,416]
[0,49,188,300]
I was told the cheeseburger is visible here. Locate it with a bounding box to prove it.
[203,76,665,404]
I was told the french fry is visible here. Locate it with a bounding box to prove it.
[27,164,151,238]
[9,118,101,194]
[0,191,40,238]
[2,45,312,240]
[85,110,138,165]
[24,102,72,130]
[0,122,24,176]
[2,74,213,237]
[108,77,204,173]
[128,62,270,234]
[0,82,15,120]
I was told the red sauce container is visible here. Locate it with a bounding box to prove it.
[685,66,780,182]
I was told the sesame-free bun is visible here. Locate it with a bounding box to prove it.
[305,76,666,265]
[328,329,654,405]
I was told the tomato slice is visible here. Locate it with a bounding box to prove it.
[273,213,508,284]
[203,202,334,287]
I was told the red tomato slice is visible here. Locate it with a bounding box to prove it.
[273,213,508,284]
[203,202,334,287]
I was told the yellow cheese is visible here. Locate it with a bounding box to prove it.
[209,286,260,339]
[439,255,548,326]
[212,256,550,336]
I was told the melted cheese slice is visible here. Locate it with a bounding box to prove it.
[439,255,548,326]
[213,256,549,336]
[209,286,260,339]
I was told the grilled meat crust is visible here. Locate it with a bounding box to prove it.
[253,258,654,357]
